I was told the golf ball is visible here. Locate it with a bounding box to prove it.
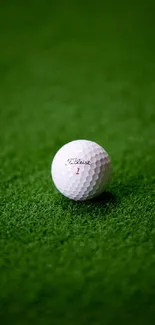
[51,139,111,201]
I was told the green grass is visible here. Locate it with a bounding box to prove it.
[0,1,155,324]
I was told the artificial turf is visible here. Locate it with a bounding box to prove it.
[0,1,155,324]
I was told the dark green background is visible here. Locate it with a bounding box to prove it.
[0,1,155,324]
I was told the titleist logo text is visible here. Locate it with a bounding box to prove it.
[66,158,91,165]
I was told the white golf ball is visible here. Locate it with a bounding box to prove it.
[51,139,111,201]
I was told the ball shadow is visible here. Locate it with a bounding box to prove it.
[68,190,118,219]
[90,191,117,205]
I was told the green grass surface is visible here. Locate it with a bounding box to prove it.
[0,1,155,324]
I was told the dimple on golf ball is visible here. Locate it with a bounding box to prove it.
[51,139,111,201]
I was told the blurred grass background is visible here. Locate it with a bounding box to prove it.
[0,1,155,324]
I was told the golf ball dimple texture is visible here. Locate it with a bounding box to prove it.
[51,140,111,201]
